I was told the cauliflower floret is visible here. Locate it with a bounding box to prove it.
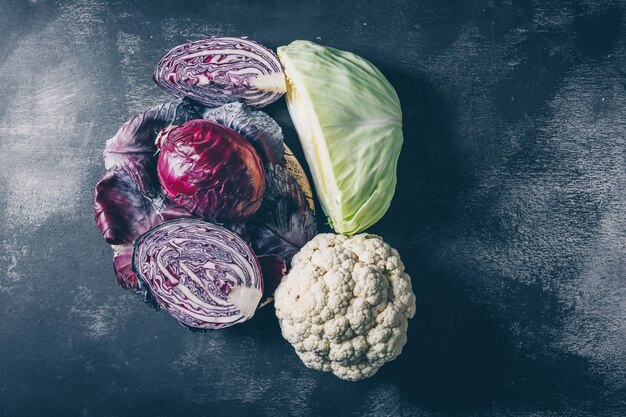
[274,233,416,381]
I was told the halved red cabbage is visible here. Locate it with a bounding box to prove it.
[153,37,285,108]
[156,119,266,221]
[132,218,263,329]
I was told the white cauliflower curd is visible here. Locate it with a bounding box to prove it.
[274,233,416,381]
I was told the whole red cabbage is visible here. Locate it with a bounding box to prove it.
[156,119,266,221]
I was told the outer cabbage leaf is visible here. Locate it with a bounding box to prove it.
[247,163,317,263]
[257,254,286,308]
[112,245,138,291]
[103,99,200,196]
[201,102,285,165]
[95,167,195,246]
[277,40,403,235]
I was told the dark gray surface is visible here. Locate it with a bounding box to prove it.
[1,0,626,416]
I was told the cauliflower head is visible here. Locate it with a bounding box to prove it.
[274,233,416,381]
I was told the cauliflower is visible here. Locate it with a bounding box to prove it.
[274,233,416,381]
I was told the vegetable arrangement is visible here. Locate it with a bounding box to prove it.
[94,37,414,381]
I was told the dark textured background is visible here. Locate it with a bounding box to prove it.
[1,0,626,416]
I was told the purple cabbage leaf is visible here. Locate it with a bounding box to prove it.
[94,167,194,246]
[257,254,287,308]
[201,102,285,165]
[103,99,200,196]
[246,163,317,264]
[112,245,138,291]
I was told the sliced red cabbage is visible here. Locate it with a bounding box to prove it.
[201,102,285,165]
[132,218,263,329]
[246,163,317,263]
[153,37,285,108]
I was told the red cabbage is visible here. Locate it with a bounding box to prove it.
[202,102,285,165]
[246,163,317,263]
[94,167,194,246]
[96,100,316,306]
[156,119,266,221]
[103,99,200,196]
[153,37,285,108]
[112,245,137,290]
[132,218,263,329]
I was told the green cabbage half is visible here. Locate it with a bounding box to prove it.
[277,41,403,235]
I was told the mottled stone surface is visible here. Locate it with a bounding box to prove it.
[1,0,625,416]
